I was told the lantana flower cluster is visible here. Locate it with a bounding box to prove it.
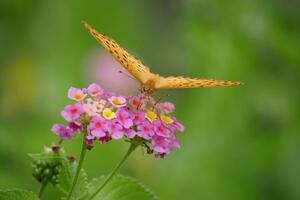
[51,83,184,158]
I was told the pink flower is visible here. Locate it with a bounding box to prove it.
[89,116,107,138]
[154,120,170,137]
[172,117,184,132]
[132,111,145,125]
[123,128,136,138]
[139,96,155,110]
[156,102,174,113]
[169,131,180,150]
[137,122,154,140]
[68,122,82,133]
[61,104,83,122]
[129,96,142,109]
[108,96,126,108]
[87,83,104,97]
[68,87,86,101]
[103,92,117,99]
[99,134,111,144]
[107,120,123,140]
[85,135,95,147]
[83,103,98,116]
[51,124,73,140]
[151,135,170,154]
[116,109,133,129]
[143,95,156,105]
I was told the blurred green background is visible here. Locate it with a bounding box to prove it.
[1,0,300,199]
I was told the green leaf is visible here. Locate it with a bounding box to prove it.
[56,160,88,200]
[87,175,158,200]
[56,160,72,194]
[28,146,66,162]
[0,189,39,200]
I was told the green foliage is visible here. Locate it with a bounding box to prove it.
[0,189,39,200]
[87,175,158,200]
[55,156,157,200]
[29,146,64,184]
[26,146,157,200]
[56,160,88,200]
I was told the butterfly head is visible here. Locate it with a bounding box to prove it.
[141,80,156,95]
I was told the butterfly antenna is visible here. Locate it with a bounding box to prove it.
[118,70,139,82]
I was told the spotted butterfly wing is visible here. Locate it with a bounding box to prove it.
[83,21,155,84]
[155,76,241,89]
[83,21,241,93]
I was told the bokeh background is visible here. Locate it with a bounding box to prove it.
[1,0,300,199]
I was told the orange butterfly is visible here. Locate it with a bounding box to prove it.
[83,21,241,95]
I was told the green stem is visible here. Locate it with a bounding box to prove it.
[38,181,48,198]
[87,140,139,200]
[66,136,87,200]
[58,139,63,145]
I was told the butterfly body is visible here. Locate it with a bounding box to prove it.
[141,77,159,95]
[83,21,241,95]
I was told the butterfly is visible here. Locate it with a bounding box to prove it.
[83,21,241,95]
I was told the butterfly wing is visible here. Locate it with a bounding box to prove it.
[83,21,153,84]
[155,76,241,89]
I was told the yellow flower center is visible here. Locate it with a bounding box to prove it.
[160,115,173,124]
[102,108,116,120]
[145,111,157,123]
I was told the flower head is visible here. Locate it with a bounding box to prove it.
[52,83,184,158]
[68,87,86,101]
[61,104,83,122]
[108,96,126,108]
[87,83,104,97]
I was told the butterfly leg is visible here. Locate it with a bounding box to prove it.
[152,94,170,111]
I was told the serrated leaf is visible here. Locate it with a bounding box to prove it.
[0,189,39,200]
[87,175,158,200]
[56,161,72,194]
[56,160,88,200]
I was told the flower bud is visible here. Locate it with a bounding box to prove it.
[42,168,52,178]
